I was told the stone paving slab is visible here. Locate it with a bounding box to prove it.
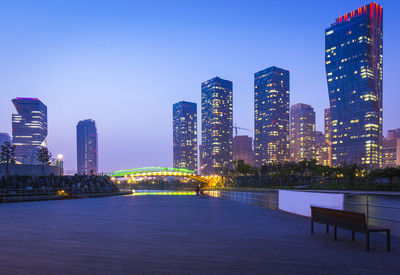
[0,195,399,274]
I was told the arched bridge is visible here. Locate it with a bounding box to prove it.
[107,167,219,186]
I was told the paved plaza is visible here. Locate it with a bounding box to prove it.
[0,195,399,274]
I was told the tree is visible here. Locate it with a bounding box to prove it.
[37,147,52,175]
[383,167,398,185]
[1,141,16,176]
[235,160,252,175]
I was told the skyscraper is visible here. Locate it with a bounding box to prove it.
[77,119,98,175]
[173,101,198,172]
[316,130,330,166]
[387,129,400,140]
[324,108,332,166]
[233,135,255,166]
[201,77,233,175]
[0,133,11,146]
[290,103,315,162]
[325,3,383,168]
[315,131,325,146]
[382,138,400,168]
[12,98,47,163]
[254,66,290,166]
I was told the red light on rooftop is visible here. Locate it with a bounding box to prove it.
[334,3,382,25]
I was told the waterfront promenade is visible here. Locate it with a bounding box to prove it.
[0,195,399,274]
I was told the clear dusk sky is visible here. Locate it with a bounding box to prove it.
[0,0,398,173]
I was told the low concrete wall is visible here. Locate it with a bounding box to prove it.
[278,190,344,217]
[0,164,60,177]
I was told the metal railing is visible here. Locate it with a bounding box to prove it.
[205,189,279,210]
[344,193,400,224]
[206,189,400,231]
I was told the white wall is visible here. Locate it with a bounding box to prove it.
[278,190,344,217]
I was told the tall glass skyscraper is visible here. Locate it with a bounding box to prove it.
[325,3,383,168]
[290,103,315,162]
[254,66,290,166]
[12,98,47,163]
[77,119,98,175]
[324,108,332,166]
[201,77,233,175]
[173,101,198,173]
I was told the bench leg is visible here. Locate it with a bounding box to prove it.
[311,220,314,234]
[352,231,355,241]
[334,227,337,241]
[387,231,391,251]
[366,232,370,252]
[326,224,329,234]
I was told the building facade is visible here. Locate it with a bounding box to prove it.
[77,119,98,175]
[387,129,400,140]
[382,138,400,168]
[201,77,233,175]
[316,131,331,166]
[233,135,254,166]
[325,3,383,168]
[290,103,316,162]
[173,101,198,172]
[0,133,11,146]
[254,66,290,166]
[12,98,47,163]
[324,108,332,166]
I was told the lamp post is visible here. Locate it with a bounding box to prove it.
[57,154,63,176]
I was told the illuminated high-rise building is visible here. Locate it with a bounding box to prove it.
[387,129,400,140]
[325,3,383,168]
[382,138,400,168]
[316,130,330,166]
[316,131,325,146]
[324,108,331,144]
[324,108,332,166]
[201,77,233,175]
[77,119,98,175]
[173,101,198,172]
[254,66,290,166]
[12,98,47,163]
[290,103,315,162]
[233,135,254,166]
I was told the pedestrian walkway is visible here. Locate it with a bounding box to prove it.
[0,195,398,274]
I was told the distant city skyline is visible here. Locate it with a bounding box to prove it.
[0,0,398,172]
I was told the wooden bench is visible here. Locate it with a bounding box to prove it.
[310,206,390,251]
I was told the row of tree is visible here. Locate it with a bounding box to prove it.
[0,141,52,176]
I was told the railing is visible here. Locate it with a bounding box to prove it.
[206,189,400,236]
[205,189,279,210]
[344,193,400,224]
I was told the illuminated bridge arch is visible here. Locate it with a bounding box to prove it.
[107,167,218,185]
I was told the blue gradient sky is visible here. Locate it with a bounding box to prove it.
[0,0,397,172]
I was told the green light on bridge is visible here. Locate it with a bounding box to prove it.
[108,167,196,177]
